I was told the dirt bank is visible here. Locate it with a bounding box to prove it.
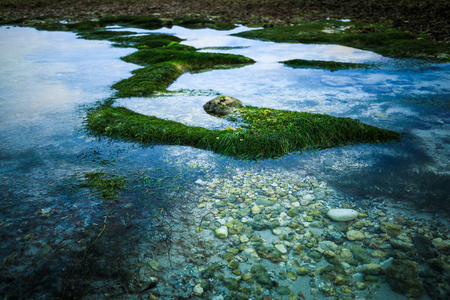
[1,0,449,41]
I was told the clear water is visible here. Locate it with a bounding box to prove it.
[0,25,449,298]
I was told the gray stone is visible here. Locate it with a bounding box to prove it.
[380,222,402,237]
[361,263,384,275]
[251,265,273,288]
[275,286,291,295]
[350,245,372,264]
[346,230,365,241]
[203,95,243,116]
[326,209,358,222]
[215,226,228,239]
[390,239,414,251]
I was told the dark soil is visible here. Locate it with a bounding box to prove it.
[1,0,449,41]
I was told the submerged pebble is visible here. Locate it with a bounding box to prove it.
[326,208,359,221]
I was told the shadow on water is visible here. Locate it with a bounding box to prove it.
[326,144,450,213]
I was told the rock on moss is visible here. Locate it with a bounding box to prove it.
[203,95,243,116]
[386,259,424,298]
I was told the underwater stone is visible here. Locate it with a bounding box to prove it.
[296,266,309,276]
[203,95,243,116]
[274,244,288,254]
[222,277,239,290]
[286,207,301,217]
[256,246,282,263]
[350,245,372,264]
[215,226,229,239]
[326,209,358,221]
[390,239,414,251]
[386,259,424,298]
[250,264,273,288]
[346,230,365,241]
[275,286,291,295]
[361,263,384,275]
[148,260,162,271]
[251,205,261,214]
[323,251,340,265]
[355,282,367,290]
[431,238,450,251]
[308,250,323,261]
[380,222,402,237]
[193,284,204,296]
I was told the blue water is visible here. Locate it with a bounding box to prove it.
[0,24,449,298]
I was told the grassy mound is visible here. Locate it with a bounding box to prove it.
[86,103,400,160]
[283,59,374,71]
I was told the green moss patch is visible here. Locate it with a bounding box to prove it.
[19,16,236,33]
[234,20,450,61]
[82,172,128,200]
[77,30,137,40]
[283,59,373,71]
[113,49,254,97]
[112,62,185,97]
[110,34,188,49]
[86,103,400,160]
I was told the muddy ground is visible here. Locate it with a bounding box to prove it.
[1,0,449,41]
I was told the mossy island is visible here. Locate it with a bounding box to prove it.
[65,17,403,160]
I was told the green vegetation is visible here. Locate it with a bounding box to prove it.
[77,30,137,40]
[44,18,399,159]
[86,103,400,160]
[110,34,188,49]
[13,16,236,33]
[283,59,374,71]
[234,20,450,61]
[112,42,254,97]
[82,172,128,200]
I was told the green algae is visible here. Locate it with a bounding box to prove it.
[77,30,137,40]
[86,102,400,160]
[82,172,128,200]
[109,34,188,49]
[283,59,374,71]
[113,48,254,97]
[233,20,450,61]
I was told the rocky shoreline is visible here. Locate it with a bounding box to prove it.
[139,169,449,299]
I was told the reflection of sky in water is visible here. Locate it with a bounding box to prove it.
[113,25,450,174]
[0,25,449,214]
[115,96,236,129]
[0,26,135,154]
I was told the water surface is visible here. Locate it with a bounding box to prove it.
[0,24,449,299]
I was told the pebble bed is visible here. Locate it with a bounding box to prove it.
[137,167,450,300]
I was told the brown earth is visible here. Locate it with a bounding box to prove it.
[1,0,449,41]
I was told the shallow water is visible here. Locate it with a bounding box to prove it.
[0,24,449,299]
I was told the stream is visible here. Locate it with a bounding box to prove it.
[0,24,449,299]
